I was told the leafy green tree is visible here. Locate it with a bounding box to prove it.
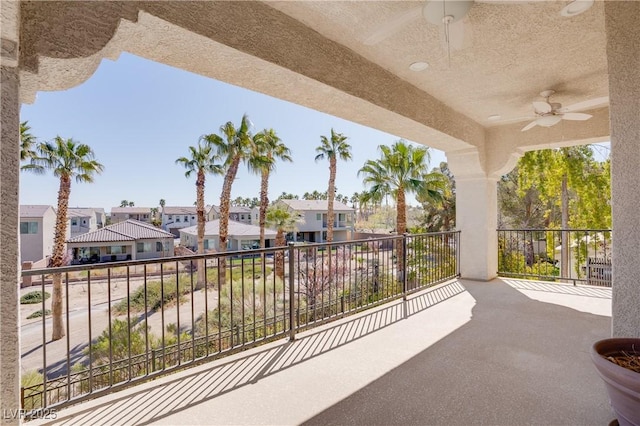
[23,137,104,340]
[176,139,223,288]
[315,129,352,242]
[497,167,546,229]
[251,129,292,249]
[265,204,301,278]
[517,146,610,276]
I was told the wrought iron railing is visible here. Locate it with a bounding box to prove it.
[497,229,612,286]
[20,231,460,415]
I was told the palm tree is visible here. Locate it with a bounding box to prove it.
[251,129,292,249]
[176,140,223,289]
[159,198,166,212]
[20,121,37,162]
[358,140,443,273]
[203,114,264,283]
[265,204,300,279]
[23,137,104,341]
[315,129,352,243]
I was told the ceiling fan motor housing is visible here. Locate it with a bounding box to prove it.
[422,0,473,25]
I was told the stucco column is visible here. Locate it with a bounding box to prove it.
[448,144,521,281]
[0,1,21,423]
[605,1,640,338]
[447,149,497,280]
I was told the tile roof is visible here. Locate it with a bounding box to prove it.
[210,205,253,214]
[20,205,54,218]
[279,199,354,211]
[67,208,96,218]
[180,220,277,238]
[163,206,197,215]
[111,207,153,214]
[67,219,174,243]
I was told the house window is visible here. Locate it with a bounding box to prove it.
[184,216,188,221]
[168,215,173,220]
[176,217,181,222]
[316,213,321,221]
[20,221,38,234]
[82,219,87,225]
[71,218,78,226]
[191,216,195,220]
[240,214,245,220]
[106,245,127,255]
[156,241,163,252]
[143,214,149,219]
[137,242,152,253]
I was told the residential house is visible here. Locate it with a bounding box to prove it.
[161,205,217,237]
[276,199,355,243]
[67,219,175,264]
[209,205,252,224]
[19,205,67,263]
[110,207,154,224]
[67,207,105,238]
[179,219,277,252]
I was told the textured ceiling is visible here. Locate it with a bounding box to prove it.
[265,0,609,127]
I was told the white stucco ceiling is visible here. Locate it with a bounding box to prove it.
[266,0,609,128]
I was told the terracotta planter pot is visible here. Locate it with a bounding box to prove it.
[591,338,640,426]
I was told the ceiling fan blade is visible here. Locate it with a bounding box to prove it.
[560,96,609,112]
[562,112,593,121]
[532,101,552,114]
[521,121,538,132]
[363,6,422,45]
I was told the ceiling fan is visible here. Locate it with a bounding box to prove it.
[363,0,476,51]
[521,90,609,132]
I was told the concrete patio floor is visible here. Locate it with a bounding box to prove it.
[33,278,614,425]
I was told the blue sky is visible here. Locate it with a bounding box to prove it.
[20,53,446,211]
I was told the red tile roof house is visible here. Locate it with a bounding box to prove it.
[66,219,175,264]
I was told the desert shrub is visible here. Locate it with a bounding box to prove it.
[114,275,192,314]
[20,291,50,305]
[27,309,51,319]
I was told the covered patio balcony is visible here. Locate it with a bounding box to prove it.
[29,277,612,425]
[2,1,639,423]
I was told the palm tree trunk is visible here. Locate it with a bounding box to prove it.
[274,230,285,279]
[396,187,407,279]
[327,157,336,243]
[218,156,241,285]
[51,175,71,341]
[259,170,269,249]
[560,174,569,279]
[196,170,206,290]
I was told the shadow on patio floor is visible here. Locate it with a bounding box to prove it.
[39,281,467,426]
[303,279,613,425]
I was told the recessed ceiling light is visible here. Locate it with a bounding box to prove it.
[409,62,429,72]
[560,0,594,17]
[488,115,501,121]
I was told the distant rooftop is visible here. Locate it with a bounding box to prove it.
[111,207,153,214]
[68,219,174,243]
[180,219,277,238]
[67,207,104,218]
[20,205,54,218]
[211,205,253,214]
[279,199,353,211]
[163,206,199,215]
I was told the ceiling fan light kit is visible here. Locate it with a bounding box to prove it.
[560,0,595,17]
[521,89,606,132]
